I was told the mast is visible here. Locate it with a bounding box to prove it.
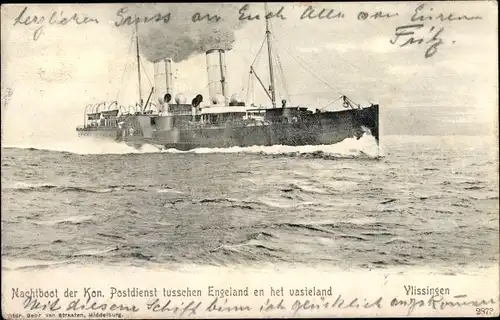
[265,3,276,108]
[135,23,143,110]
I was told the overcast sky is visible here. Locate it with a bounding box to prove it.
[1,2,498,144]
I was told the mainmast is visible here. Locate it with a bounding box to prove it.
[135,23,143,110]
[265,3,276,108]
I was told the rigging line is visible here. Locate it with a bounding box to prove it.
[293,50,360,106]
[270,31,334,90]
[284,45,338,93]
[345,95,360,108]
[240,71,246,93]
[207,80,221,87]
[271,34,354,102]
[272,35,333,90]
[252,75,256,104]
[267,18,292,104]
[287,44,334,85]
[116,34,135,101]
[272,34,337,92]
[271,52,284,101]
[249,71,255,104]
[251,67,273,101]
[293,50,351,98]
[139,58,153,87]
[245,71,252,103]
[320,95,343,110]
[273,45,291,103]
[309,43,364,82]
[251,37,267,67]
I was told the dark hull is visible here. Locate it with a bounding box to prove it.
[77,105,379,151]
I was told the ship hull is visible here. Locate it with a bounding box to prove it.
[77,127,119,139]
[77,105,379,150]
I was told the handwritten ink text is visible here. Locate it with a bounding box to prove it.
[13,6,99,40]
[238,4,287,21]
[411,4,483,22]
[114,7,171,27]
[192,12,222,23]
[357,10,399,20]
[300,6,345,20]
[146,298,201,316]
[390,24,447,58]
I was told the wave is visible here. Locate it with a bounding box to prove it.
[162,134,379,158]
[385,237,409,244]
[280,222,337,235]
[197,197,261,210]
[3,182,161,194]
[67,246,154,262]
[2,138,160,155]
[211,241,280,255]
[156,188,184,194]
[2,258,73,271]
[97,233,126,240]
[344,217,379,225]
[464,186,484,190]
[32,215,95,226]
[73,246,119,257]
[287,183,332,195]
[258,197,316,209]
[181,194,325,210]
[171,195,323,210]
[4,133,379,158]
[210,232,281,255]
[266,220,404,241]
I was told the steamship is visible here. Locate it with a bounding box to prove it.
[76,6,379,150]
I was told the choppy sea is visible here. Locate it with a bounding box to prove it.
[1,135,498,273]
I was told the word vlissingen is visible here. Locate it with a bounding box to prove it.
[404,285,450,296]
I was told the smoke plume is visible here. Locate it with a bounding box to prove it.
[119,4,246,62]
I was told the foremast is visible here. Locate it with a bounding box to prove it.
[247,3,365,112]
[135,23,143,110]
[264,3,276,108]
